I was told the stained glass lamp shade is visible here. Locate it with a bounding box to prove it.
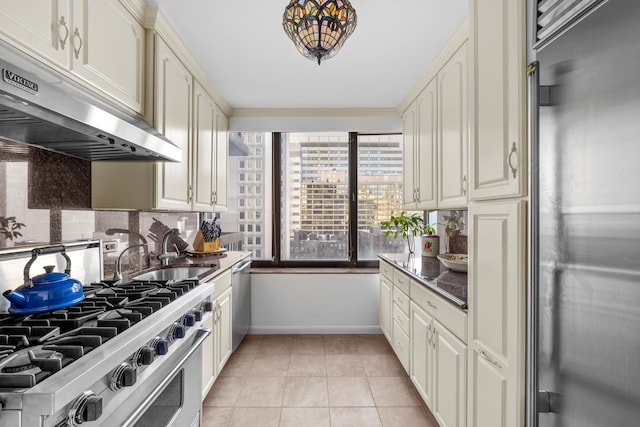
[282,0,358,65]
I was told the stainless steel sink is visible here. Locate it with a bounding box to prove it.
[131,266,213,282]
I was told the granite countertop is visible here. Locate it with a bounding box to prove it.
[378,253,467,309]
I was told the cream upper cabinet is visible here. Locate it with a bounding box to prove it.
[467,200,526,427]
[402,103,417,209]
[403,79,438,210]
[154,38,193,211]
[415,79,439,210]
[438,41,469,209]
[70,0,145,113]
[0,0,70,67]
[469,0,526,201]
[213,107,229,211]
[192,80,217,212]
[0,0,144,114]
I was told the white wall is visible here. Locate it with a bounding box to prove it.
[250,273,381,334]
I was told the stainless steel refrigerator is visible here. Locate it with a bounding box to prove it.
[527,1,640,426]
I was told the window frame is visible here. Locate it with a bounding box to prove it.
[251,131,405,269]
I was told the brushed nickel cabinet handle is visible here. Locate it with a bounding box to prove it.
[72,27,83,60]
[462,175,468,195]
[508,142,518,178]
[479,349,503,369]
[58,16,69,50]
[427,300,438,310]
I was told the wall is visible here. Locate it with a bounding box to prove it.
[0,139,199,279]
[250,273,381,334]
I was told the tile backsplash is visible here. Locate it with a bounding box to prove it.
[0,139,199,279]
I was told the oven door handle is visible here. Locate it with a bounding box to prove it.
[121,327,212,427]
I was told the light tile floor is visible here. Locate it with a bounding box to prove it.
[202,334,440,427]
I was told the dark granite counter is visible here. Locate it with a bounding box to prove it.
[378,253,467,309]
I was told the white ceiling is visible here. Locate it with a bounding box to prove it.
[145,0,468,111]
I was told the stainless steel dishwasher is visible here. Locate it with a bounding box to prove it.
[232,258,251,351]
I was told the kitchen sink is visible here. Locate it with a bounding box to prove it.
[131,266,214,282]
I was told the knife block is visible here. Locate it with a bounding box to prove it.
[192,230,220,252]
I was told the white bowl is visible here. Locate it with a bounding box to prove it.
[437,254,468,272]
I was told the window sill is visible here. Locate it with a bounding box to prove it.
[250,267,379,274]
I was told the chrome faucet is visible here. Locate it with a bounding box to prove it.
[114,243,148,282]
[158,228,181,266]
[106,228,151,269]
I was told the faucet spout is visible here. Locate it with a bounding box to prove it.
[114,243,148,282]
[158,228,181,266]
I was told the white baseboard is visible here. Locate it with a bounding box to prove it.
[248,325,383,335]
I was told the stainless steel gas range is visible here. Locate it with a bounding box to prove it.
[0,245,216,427]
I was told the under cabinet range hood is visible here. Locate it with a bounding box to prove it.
[0,41,181,162]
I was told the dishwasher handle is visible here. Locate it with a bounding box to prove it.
[232,260,252,274]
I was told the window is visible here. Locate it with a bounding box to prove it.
[223,132,413,265]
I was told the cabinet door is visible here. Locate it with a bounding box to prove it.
[215,286,233,376]
[379,275,393,343]
[154,38,192,211]
[192,81,215,211]
[201,314,215,398]
[415,79,438,210]
[469,0,526,200]
[438,42,469,209]
[433,321,467,427]
[410,301,434,408]
[0,0,70,68]
[401,104,417,210]
[468,200,526,427]
[71,0,144,113]
[213,107,229,211]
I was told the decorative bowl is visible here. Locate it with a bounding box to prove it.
[437,253,468,272]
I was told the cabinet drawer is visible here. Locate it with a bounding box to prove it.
[394,271,411,295]
[393,285,410,316]
[392,321,410,373]
[393,303,410,336]
[380,260,394,280]
[209,269,232,299]
[410,280,467,343]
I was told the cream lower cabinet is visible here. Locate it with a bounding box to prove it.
[202,270,233,397]
[0,0,144,114]
[467,200,526,427]
[379,274,393,343]
[469,0,526,201]
[410,285,467,427]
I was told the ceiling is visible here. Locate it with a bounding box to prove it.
[145,0,468,111]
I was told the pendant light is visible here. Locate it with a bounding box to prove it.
[282,0,358,65]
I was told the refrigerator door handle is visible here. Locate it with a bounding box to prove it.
[526,60,541,427]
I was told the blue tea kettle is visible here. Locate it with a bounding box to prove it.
[3,245,84,314]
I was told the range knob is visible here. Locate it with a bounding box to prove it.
[154,338,169,356]
[202,301,213,312]
[68,391,102,424]
[193,309,202,321]
[109,362,137,391]
[138,346,155,366]
[183,313,196,326]
[173,322,186,339]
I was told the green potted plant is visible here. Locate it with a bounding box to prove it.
[420,223,440,257]
[381,211,424,254]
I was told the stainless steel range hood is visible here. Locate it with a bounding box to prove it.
[0,41,181,162]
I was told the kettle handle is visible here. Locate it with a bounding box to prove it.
[23,245,72,286]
